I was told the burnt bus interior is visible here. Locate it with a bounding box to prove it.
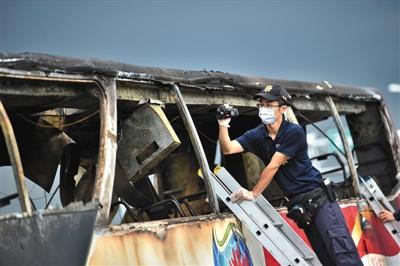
[0,79,102,212]
[1,55,399,225]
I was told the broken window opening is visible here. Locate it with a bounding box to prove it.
[306,115,357,199]
[0,77,105,216]
[110,98,223,223]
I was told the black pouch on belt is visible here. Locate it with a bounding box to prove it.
[286,187,327,229]
[286,204,313,229]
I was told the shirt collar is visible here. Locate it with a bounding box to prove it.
[262,118,290,140]
[276,119,290,139]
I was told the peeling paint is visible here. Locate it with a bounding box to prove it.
[89,214,241,266]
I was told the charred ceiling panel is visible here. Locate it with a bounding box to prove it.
[0,108,100,193]
[116,103,180,182]
[347,102,397,195]
[0,114,71,191]
[0,76,101,192]
[113,103,181,219]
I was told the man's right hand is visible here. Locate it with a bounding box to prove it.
[217,104,232,127]
[230,187,255,203]
[217,103,244,154]
[218,117,231,128]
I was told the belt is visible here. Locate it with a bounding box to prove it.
[287,187,327,210]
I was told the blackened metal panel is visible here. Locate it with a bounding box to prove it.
[0,203,98,266]
[8,115,70,192]
[116,103,180,182]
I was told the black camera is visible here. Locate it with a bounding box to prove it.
[216,104,239,120]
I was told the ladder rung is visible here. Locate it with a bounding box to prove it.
[273,222,284,227]
[304,256,316,260]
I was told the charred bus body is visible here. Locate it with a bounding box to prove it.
[0,53,399,265]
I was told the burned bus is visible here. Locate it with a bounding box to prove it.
[0,52,399,265]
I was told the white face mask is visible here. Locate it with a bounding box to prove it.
[258,107,276,125]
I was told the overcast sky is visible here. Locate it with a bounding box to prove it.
[1,0,399,122]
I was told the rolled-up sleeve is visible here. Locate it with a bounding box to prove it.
[236,128,259,154]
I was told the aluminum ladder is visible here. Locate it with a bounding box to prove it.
[359,176,400,246]
[212,166,322,266]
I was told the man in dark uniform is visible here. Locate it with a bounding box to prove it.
[218,84,363,266]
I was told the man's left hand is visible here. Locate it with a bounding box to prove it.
[379,209,395,222]
[230,187,255,203]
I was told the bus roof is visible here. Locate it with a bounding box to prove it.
[0,52,382,101]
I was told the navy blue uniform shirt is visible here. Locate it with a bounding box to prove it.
[236,120,322,197]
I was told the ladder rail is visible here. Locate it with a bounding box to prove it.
[214,167,322,266]
[255,197,317,260]
[212,172,312,266]
[217,167,318,260]
[359,176,400,246]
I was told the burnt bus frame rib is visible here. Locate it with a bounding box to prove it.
[325,95,361,197]
[172,83,219,214]
[0,68,117,225]
[0,99,32,215]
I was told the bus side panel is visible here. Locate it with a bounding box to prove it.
[89,215,264,266]
[89,203,400,265]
